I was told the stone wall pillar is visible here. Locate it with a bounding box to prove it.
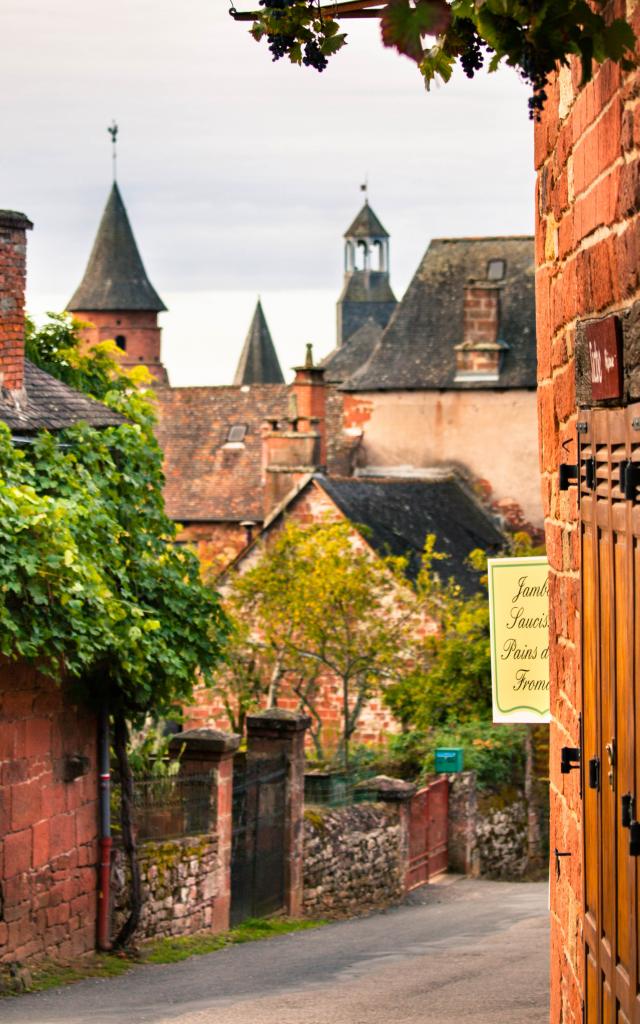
[446,771,479,876]
[355,775,416,891]
[169,727,239,932]
[245,709,310,916]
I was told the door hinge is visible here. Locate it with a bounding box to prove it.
[623,462,640,502]
[559,464,578,491]
[561,746,581,774]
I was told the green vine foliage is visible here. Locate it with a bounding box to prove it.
[1,314,228,721]
[248,0,636,116]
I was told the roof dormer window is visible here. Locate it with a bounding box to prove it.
[487,258,506,281]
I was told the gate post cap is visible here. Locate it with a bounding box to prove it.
[169,728,241,759]
[355,775,417,801]
[246,709,311,735]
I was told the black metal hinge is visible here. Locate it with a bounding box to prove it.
[559,464,578,490]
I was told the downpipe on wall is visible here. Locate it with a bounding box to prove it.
[97,706,112,951]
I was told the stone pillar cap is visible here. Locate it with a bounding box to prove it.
[169,728,240,758]
[246,708,311,734]
[354,775,417,801]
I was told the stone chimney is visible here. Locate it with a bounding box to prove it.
[0,210,33,395]
[454,280,507,381]
[262,345,326,516]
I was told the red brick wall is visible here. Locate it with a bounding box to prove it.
[75,309,167,383]
[535,12,640,1021]
[0,658,98,964]
[0,211,32,393]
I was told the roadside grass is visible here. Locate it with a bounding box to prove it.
[9,917,327,996]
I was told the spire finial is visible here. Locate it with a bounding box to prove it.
[360,176,368,203]
[305,343,314,368]
[108,120,119,182]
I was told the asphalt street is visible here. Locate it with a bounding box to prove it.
[2,878,549,1024]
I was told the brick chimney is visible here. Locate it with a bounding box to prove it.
[454,280,507,381]
[262,345,326,516]
[0,210,33,395]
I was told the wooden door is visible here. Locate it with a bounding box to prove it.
[580,405,638,1023]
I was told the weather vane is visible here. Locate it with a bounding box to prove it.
[108,120,118,181]
[360,176,368,199]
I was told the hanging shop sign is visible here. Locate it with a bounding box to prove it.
[488,555,550,724]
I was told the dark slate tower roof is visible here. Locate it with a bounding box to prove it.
[67,183,167,312]
[343,236,535,392]
[345,201,389,239]
[233,300,284,386]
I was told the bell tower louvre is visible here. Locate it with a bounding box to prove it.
[336,198,397,347]
[66,182,168,384]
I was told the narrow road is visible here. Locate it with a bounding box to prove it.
[3,879,549,1024]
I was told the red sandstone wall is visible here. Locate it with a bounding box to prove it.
[535,13,640,1020]
[0,658,98,964]
[75,309,167,383]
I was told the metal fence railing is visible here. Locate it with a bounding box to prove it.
[112,772,216,842]
[304,771,381,808]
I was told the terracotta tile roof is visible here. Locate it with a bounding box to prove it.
[344,236,535,392]
[0,361,125,434]
[155,383,288,522]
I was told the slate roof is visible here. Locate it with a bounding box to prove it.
[345,201,389,239]
[233,301,284,385]
[155,384,288,521]
[315,475,504,591]
[0,361,125,434]
[67,183,167,313]
[344,237,535,392]
[320,318,384,384]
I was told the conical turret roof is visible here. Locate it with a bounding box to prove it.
[67,183,166,312]
[344,200,389,240]
[233,301,284,385]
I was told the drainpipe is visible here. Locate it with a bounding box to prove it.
[97,707,112,951]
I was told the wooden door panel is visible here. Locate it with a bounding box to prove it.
[614,535,633,983]
[583,524,600,927]
[581,405,640,1024]
[599,534,616,952]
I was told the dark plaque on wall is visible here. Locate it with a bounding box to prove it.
[586,316,623,400]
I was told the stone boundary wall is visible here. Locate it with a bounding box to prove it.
[111,835,219,942]
[447,772,536,880]
[302,803,405,917]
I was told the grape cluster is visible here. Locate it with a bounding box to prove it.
[268,32,296,60]
[303,39,328,72]
[457,19,484,78]
[520,43,549,121]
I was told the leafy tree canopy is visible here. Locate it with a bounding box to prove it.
[2,313,227,720]
[218,516,418,764]
[244,0,636,117]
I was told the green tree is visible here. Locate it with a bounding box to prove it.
[221,517,418,766]
[2,312,228,945]
[242,0,635,118]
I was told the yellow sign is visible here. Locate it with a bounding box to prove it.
[488,556,550,724]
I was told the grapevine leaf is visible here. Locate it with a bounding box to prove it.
[381,0,452,64]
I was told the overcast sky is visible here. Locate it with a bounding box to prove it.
[2,0,535,385]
